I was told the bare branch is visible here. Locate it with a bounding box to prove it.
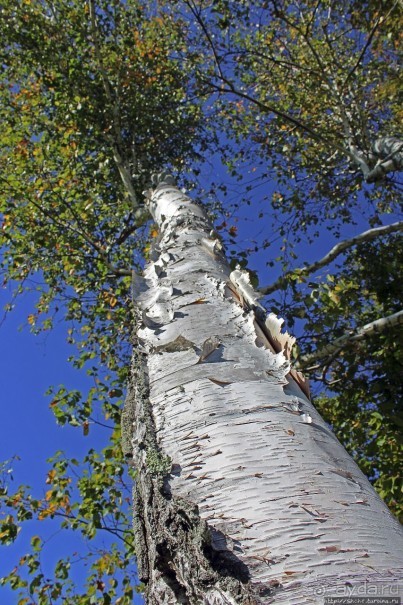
[185,0,226,84]
[259,221,403,296]
[203,76,340,149]
[297,310,403,369]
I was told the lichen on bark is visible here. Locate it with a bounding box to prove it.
[125,334,259,604]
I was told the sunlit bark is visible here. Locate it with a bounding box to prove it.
[124,176,403,604]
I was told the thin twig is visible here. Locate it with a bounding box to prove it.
[260,221,403,295]
[297,310,403,368]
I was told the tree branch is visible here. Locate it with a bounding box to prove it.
[366,137,403,183]
[203,76,340,149]
[28,196,132,277]
[342,1,399,89]
[88,0,139,208]
[187,0,342,152]
[185,0,226,84]
[259,221,403,296]
[297,310,403,369]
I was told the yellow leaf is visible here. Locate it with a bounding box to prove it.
[46,469,56,484]
[38,505,56,520]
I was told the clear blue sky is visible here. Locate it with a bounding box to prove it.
[0,288,143,603]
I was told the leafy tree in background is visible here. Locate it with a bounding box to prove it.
[0,0,402,603]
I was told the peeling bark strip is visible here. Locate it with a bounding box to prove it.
[126,176,403,604]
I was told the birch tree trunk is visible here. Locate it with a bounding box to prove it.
[122,176,403,605]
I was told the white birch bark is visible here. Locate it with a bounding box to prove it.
[124,177,403,605]
[366,136,403,183]
[348,135,403,183]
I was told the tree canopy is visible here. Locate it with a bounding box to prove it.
[0,0,402,603]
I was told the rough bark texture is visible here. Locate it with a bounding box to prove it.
[366,136,403,182]
[123,178,403,604]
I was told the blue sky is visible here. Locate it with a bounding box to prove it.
[0,288,143,603]
[0,290,94,484]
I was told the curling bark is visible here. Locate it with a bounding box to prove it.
[123,177,403,605]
